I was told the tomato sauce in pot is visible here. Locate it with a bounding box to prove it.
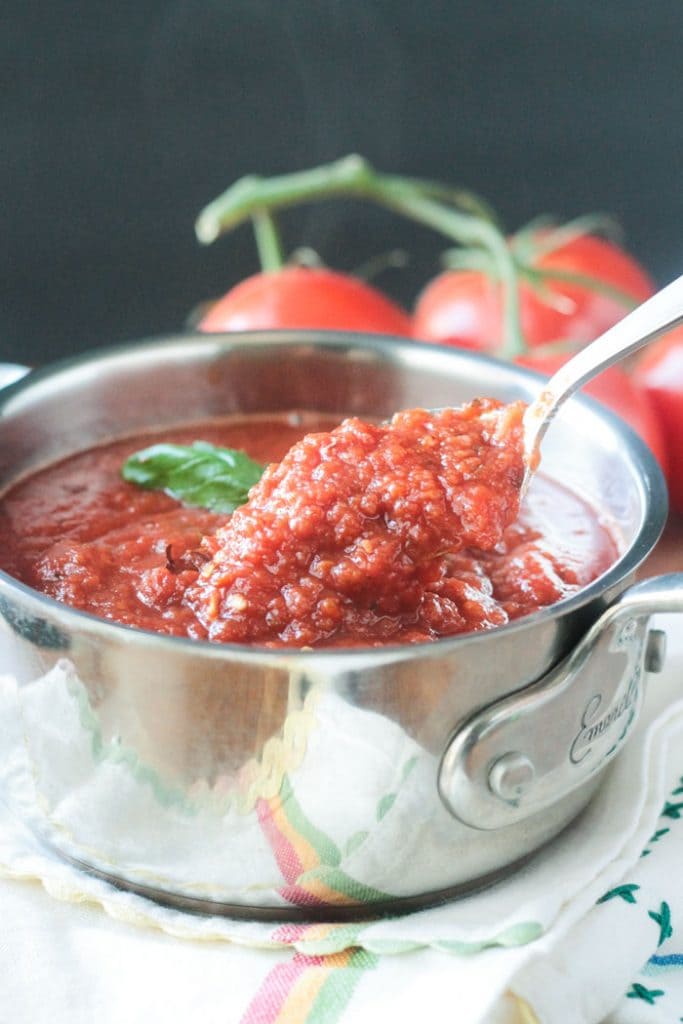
[0,409,618,647]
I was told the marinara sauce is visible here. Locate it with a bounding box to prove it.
[0,407,618,647]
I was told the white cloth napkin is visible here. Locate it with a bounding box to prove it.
[2,615,683,1023]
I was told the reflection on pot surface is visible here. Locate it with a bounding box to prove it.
[0,656,474,908]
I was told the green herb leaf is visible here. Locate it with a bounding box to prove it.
[121,441,264,513]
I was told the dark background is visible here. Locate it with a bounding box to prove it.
[2,0,682,366]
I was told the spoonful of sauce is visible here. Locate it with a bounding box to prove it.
[521,273,683,497]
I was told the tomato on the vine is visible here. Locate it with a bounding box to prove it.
[412,230,655,351]
[633,326,683,512]
[518,351,669,477]
[411,224,667,474]
[199,266,412,336]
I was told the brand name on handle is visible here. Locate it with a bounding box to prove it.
[569,668,640,766]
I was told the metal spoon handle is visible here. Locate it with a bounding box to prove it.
[523,273,683,482]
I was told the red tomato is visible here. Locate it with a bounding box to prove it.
[633,326,683,512]
[518,351,669,477]
[199,266,412,335]
[413,233,655,350]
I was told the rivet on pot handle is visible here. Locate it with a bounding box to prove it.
[438,573,683,831]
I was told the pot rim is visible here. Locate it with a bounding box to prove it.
[0,329,668,665]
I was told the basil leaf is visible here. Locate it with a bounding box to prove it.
[121,441,264,513]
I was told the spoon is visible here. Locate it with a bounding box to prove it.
[521,273,683,497]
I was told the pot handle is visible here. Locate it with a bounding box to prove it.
[438,573,683,831]
[0,363,30,391]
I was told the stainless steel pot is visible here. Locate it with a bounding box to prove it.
[0,332,678,920]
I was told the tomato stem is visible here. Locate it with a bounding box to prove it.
[378,189,525,357]
[195,154,524,354]
[195,155,498,243]
[353,248,410,282]
[523,265,640,312]
[251,209,285,272]
[512,212,623,263]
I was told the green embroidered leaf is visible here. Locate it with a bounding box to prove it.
[376,792,397,821]
[597,883,640,905]
[626,983,664,1005]
[643,827,671,857]
[401,755,419,782]
[122,441,264,514]
[344,830,370,856]
[662,801,683,820]
[649,902,673,947]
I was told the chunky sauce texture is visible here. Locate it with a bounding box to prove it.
[0,409,618,647]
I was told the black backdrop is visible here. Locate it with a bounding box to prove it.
[2,0,682,365]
